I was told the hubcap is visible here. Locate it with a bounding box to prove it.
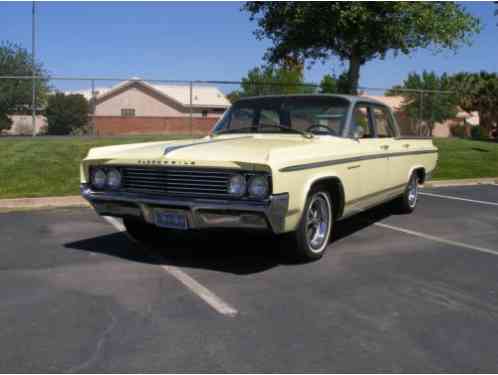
[408,176,418,208]
[305,193,331,252]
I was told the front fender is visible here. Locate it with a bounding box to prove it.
[273,168,344,232]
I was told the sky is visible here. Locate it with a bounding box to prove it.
[1,1,497,93]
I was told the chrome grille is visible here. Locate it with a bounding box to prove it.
[120,166,233,198]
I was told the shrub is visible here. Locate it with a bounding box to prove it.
[46,93,89,135]
[451,124,466,138]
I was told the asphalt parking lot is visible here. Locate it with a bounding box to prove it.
[1,185,498,372]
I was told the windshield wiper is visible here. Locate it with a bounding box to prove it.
[259,123,314,139]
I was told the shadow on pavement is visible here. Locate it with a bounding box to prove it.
[65,202,398,275]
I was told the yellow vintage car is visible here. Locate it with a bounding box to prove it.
[81,95,438,260]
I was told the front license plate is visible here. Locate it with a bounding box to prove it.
[154,211,188,230]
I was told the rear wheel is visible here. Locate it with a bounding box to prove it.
[287,189,333,261]
[395,172,419,213]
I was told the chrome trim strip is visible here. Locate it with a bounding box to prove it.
[163,136,253,155]
[279,150,437,172]
[346,183,406,206]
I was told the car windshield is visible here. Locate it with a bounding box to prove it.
[212,96,350,137]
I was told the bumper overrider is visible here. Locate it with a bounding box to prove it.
[80,184,289,234]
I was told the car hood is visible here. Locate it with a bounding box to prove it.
[84,134,353,171]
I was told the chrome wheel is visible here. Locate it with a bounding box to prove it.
[305,192,332,253]
[407,175,418,208]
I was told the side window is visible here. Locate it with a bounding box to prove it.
[373,106,395,138]
[352,104,372,138]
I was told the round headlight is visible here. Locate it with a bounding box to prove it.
[248,175,269,199]
[228,174,246,196]
[92,168,107,189]
[107,168,122,189]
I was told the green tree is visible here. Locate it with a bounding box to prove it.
[45,93,89,135]
[387,71,458,136]
[244,2,480,94]
[319,72,351,94]
[0,42,49,132]
[230,64,315,99]
[451,71,498,138]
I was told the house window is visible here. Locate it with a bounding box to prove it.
[121,108,135,117]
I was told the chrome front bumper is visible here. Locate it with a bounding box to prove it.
[80,184,289,234]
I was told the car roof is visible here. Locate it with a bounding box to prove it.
[234,94,387,106]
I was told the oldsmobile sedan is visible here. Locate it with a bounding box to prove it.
[81,95,438,260]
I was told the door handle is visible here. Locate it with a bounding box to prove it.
[403,144,410,148]
[380,145,389,150]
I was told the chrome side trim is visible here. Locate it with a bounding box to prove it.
[279,150,437,172]
[346,183,406,206]
[80,184,289,234]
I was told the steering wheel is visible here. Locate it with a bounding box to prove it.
[306,124,336,135]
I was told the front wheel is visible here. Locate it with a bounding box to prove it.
[287,189,333,261]
[394,173,419,214]
[123,217,164,244]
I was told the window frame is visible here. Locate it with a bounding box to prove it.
[351,102,375,139]
[121,108,136,117]
[371,104,398,138]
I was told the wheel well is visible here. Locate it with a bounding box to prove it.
[310,177,345,220]
[413,168,426,184]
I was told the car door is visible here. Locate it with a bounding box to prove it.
[371,104,406,190]
[350,102,390,207]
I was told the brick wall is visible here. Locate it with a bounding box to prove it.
[94,116,219,136]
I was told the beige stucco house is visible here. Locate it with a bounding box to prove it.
[77,79,230,135]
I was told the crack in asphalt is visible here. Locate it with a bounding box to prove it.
[65,308,118,373]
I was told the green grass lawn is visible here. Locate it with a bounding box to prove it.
[432,138,498,180]
[0,135,190,199]
[0,136,496,199]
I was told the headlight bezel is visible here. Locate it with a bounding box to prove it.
[90,166,123,191]
[227,172,271,200]
[247,175,270,199]
[106,168,122,190]
[227,174,247,197]
[91,168,107,190]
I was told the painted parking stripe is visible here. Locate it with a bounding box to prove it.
[420,192,498,207]
[102,216,238,317]
[374,222,498,257]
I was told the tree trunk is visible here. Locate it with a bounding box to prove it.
[347,53,361,95]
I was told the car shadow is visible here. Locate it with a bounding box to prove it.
[65,202,399,275]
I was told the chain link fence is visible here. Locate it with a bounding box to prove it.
[0,75,472,139]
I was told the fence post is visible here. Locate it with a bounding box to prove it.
[91,79,96,136]
[189,81,193,137]
[31,1,36,137]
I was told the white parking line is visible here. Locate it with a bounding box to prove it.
[102,216,238,317]
[374,222,498,257]
[420,192,498,207]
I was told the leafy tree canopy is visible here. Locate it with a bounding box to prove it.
[387,71,458,136]
[244,2,480,94]
[450,71,498,137]
[318,72,351,94]
[0,42,49,132]
[46,93,89,135]
[227,63,315,102]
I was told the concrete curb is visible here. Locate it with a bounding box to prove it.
[424,178,498,188]
[0,196,89,212]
